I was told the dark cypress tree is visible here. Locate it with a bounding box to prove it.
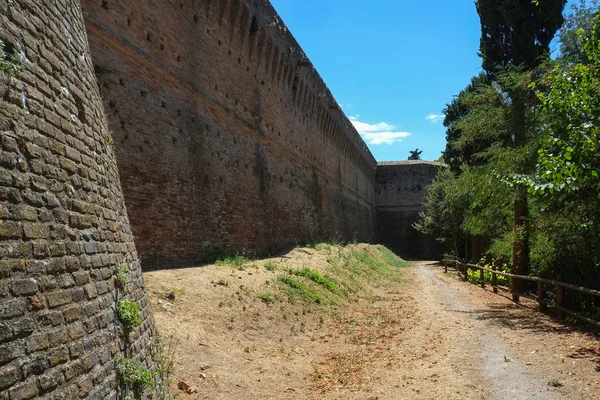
[476,0,567,73]
[475,0,566,296]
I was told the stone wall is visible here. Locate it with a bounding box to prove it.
[375,161,444,260]
[0,1,157,398]
[80,0,377,269]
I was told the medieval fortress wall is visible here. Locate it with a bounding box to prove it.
[375,161,444,260]
[0,1,439,398]
[81,0,377,268]
[0,1,156,399]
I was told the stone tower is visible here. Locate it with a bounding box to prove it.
[0,1,157,398]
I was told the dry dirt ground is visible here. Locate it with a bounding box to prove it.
[143,245,600,400]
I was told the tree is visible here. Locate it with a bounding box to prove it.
[475,0,566,292]
[525,15,600,289]
[408,149,422,160]
[558,0,600,64]
[414,168,467,256]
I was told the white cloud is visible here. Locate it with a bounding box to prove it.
[425,113,444,124]
[350,116,411,146]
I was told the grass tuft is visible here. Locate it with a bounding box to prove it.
[376,246,410,268]
[288,267,341,295]
[258,292,276,303]
[279,275,322,304]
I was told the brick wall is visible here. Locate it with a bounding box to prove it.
[375,161,444,260]
[80,0,377,268]
[0,1,157,398]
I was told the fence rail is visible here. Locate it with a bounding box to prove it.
[441,258,600,328]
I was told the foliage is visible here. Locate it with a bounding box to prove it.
[117,299,143,334]
[215,254,253,269]
[414,168,469,255]
[0,40,23,75]
[476,0,566,73]
[558,0,600,63]
[117,357,154,400]
[408,148,422,160]
[466,264,510,286]
[150,334,177,400]
[116,263,131,289]
[528,19,600,202]
[524,16,600,288]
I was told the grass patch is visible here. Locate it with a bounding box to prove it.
[215,255,253,269]
[376,246,410,268]
[258,292,276,304]
[354,251,385,271]
[279,275,322,304]
[264,262,278,271]
[288,267,341,295]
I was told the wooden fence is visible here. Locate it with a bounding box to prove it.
[441,257,600,328]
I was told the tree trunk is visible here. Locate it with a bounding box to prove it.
[471,235,484,264]
[511,92,530,293]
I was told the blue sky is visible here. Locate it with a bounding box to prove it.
[269,0,572,162]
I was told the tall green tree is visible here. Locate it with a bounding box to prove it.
[475,0,566,288]
[558,0,600,63]
[442,73,491,174]
[525,15,600,290]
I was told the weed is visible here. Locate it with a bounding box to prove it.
[116,263,131,289]
[288,267,341,295]
[117,357,154,399]
[243,346,251,353]
[325,235,345,247]
[279,275,321,304]
[264,262,278,271]
[165,287,184,301]
[0,40,23,75]
[151,334,177,400]
[258,292,276,304]
[466,266,510,286]
[217,279,229,287]
[117,300,142,334]
[215,254,253,269]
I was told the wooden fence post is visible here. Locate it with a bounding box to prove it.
[463,263,468,281]
[511,276,520,302]
[480,267,485,287]
[444,260,447,273]
[556,284,565,320]
[537,281,546,312]
[492,264,498,293]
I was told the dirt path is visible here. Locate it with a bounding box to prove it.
[397,262,600,400]
[145,252,600,400]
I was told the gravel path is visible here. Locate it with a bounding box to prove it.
[404,262,599,400]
